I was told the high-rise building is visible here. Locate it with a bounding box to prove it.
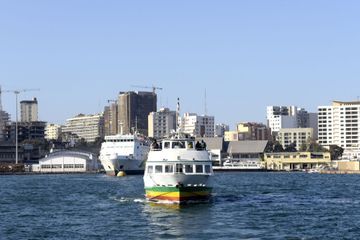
[179,113,215,137]
[118,91,157,136]
[62,114,104,142]
[20,98,38,122]
[104,102,119,136]
[0,88,10,141]
[215,123,229,137]
[266,106,297,133]
[148,108,176,139]
[318,101,360,159]
[5,121,47,142]
[267,106,318,136]
[237,122,272,141]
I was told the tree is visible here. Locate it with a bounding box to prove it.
[329,145,344,160]
[285,142,297,152]
[273,141,284,152]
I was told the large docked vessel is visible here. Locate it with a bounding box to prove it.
[143,133,213,204]
[99,134,150,176]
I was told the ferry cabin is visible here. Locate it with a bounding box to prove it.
[145,139,212,184]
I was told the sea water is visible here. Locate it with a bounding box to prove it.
[1,172,360,239]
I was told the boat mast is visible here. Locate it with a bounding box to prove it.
[176,97,180,133]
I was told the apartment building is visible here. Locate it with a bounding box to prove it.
[179,113,215,138]
[62,114,104,142]
[277,128,314,150]
[148,108,176,139]
[318,101,360,159]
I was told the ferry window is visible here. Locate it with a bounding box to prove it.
[172,141,185,149]
[187,141,194,149]
[185,165,193,173]
[175,164,183,173]
[155,165,163,173]
[165,165,174,173]
[205,165,211,173]
[164,142,170,149]
[195,165,203,173]
[147,165,153,173]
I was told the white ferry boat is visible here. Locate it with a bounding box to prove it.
[143,133,213,204]
[99,134,150,176]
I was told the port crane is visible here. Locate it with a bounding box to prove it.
[1,86,40,164]
[131,85,163,93]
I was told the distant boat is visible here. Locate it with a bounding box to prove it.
[99,133,150,176]
[143,132,213,204]
[212,158,263,171]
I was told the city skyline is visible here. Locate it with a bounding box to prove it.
[1,1,360,127]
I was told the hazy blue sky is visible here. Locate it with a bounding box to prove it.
[1,1,360,129]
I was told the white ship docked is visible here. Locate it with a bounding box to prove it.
[99,134,150,176]
[143,133,213,203]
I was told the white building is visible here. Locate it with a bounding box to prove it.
[33,150,99,173]
[148,108,176,139]
[318,101,360,159]
[215,123,229,137]
[45,123,62,140]
[180,113,215,138]
[267,105,318,135]
[20,98,38,122]
[277,128,314,150]
[62,113,104,142]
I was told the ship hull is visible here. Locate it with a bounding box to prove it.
[145,186,212,203]
[101,157,145,176]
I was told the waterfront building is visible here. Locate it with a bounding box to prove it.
[196,137,225,166]
[265,152,331,171]
[224,131,239,141]
[179,113,215,138]
[237,122,271,141]
[266,106,318,136]
[318,100,360,159]
[32,150,99,173]
[62,113,104,143]
[277,128,314,150]
[118,91,157,136]
[215,123,229,137]
[148,108,176,139]
[227,140,268,161]
[45,123,62,140]
[0,143,24,163]
[20,98,38,122]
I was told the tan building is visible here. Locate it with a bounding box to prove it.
[45,123,62,140]
[224,131,239,141]
[277,128,314,150]
[20,98,38,122]
[237,122,271,141]
[265,152,331,171]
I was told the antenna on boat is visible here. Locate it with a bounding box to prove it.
[176,97,180,132]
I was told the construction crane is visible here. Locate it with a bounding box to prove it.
[1,87,40,164]
[131,85,163,93]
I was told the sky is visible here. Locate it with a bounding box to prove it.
[1,1,360,129]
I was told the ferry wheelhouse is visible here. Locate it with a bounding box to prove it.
[143,133,213,203]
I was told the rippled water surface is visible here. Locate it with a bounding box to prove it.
[1,172,360,239]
